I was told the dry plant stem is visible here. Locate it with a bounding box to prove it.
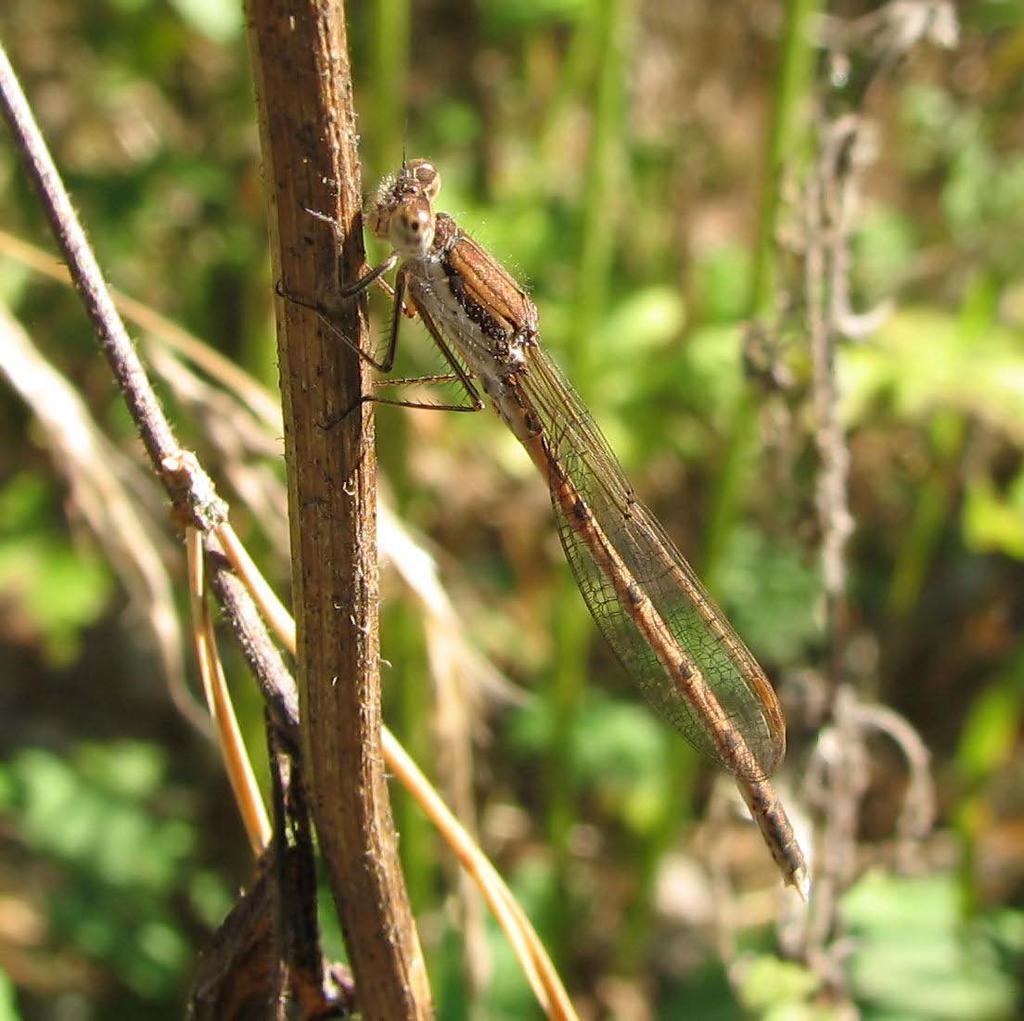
[380,504,493,996]
[243,1,430,1016]
[150,347,292,554]
[801,121,859,980]
[802,92,931,973]
[204,544,301,740]
[846,701,935,856]
[805,691,869,966]
[801,687,935,981]
[381,731,578,1021]
[0,37,229,709]
[805,143,853,687]
[207,536,578,1021]
[216,522,297,650]
[265,730,346,1016]
[186,527,272,854]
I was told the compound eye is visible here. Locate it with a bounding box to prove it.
[405,158,441,202]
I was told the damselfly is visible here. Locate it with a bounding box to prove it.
[297,159,808,897]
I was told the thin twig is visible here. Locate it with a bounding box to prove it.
[204,544,300,741]
[216,522,297,651]
[806,118,855,686]
[843,697,936,861]
[0,43,223,530]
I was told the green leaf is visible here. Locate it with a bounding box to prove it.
[0,972,22,1021]
[696,245,753,324]
[571,697,674,832]
[12,745,194,891]
[843,307,1024,440]
[0,470,114,662]
[168,0,242,43]
[854,208,919,302]
[956,653,1024,781]
[843,872,1022,1020]
[736,954,820,1013]
[963,471,1024,559]
[477,0,592,34]
[1,743,208,998]
[716,527,822,663]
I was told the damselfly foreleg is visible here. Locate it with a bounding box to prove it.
[279,231,484,414]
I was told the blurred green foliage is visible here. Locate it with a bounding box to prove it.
[0,743,231,1016]
[844,872,1024,1019]
[0,474,113,665]
[0,0,1023,1018]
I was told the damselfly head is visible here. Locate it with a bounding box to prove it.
[369,158,442,254]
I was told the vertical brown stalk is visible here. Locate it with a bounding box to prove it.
[243,1,432,1017]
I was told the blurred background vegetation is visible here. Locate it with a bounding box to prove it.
[1,0,1023,1018]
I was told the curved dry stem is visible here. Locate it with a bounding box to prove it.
[0,304,209,735]
[844,693,936,849]
[185,527,271,854]
[382,729,577,1021]
[216,521,297,651]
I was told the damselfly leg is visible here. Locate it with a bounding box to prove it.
[279,209,484,415]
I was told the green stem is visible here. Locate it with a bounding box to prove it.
[542,580,590,963]
[704,0,821,589]
[569,0,633,390]
[749,0,822,320]
[886,411,964,618]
